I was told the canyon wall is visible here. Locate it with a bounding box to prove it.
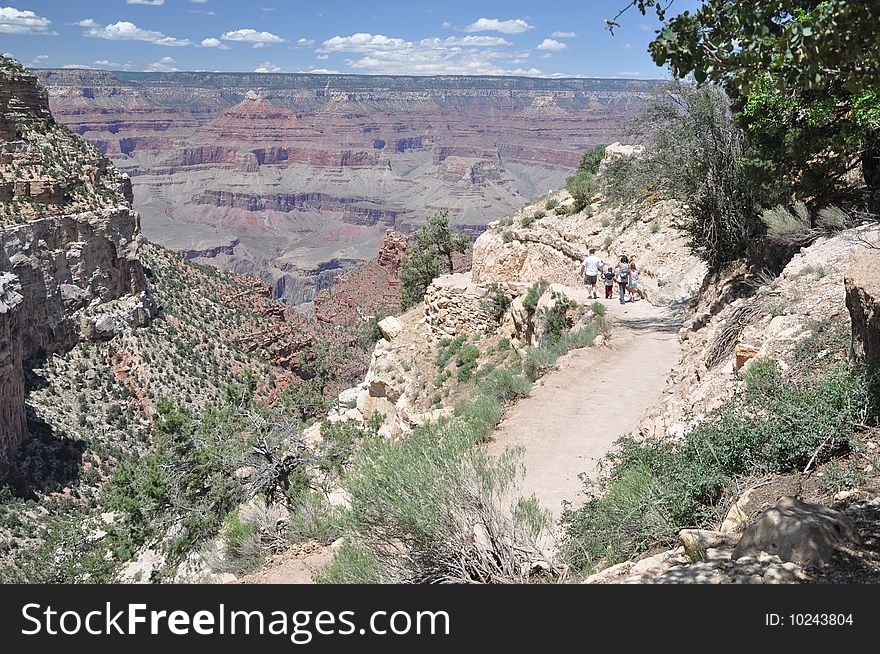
[0,56,153,473]
[36,69,659,308]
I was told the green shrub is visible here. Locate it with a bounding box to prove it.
[221,509,260,560]
[322,419,554,583]
[479,367,531,403]
[522,324,601,382]
[287,490,345,545]
[545,198,559,210]
[481,283,511,322]
[522,280,549,315]
[540,292,576,345]
[603,236,613,250]
[455,343,480,382]
[454,393,504,439]
[314,541,385,584]
[591,302,606,317]
[436,335,466,369]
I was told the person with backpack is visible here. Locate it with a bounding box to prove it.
[579,248,603,300]
[616,255,630,304]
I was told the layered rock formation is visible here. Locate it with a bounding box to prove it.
[639,224,880,441]
[36,69,658,308]
[845,240,880,373]
[0,55,153,472]
[0,273,25,475]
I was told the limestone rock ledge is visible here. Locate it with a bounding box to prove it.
[845,239,880,373]
[0,272,25,476]
[0,207,151,358]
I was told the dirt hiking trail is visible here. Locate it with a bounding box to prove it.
[237,292,682,583]
[487,291,683,519]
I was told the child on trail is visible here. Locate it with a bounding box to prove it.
[603,266,615,299]
[627,262,639,302]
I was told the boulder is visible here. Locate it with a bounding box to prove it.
[678,529,741,561]
[604,142,645,160]
[734,342,759,371]
[377,316,403,341]
[845,242,880,374]
[732,496,861,567]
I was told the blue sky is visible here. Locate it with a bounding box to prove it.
[0,0,700,77]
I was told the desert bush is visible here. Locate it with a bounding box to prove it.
[455,343,480,382]
[540,291,577,345]
[481,283,512,322]
[324,421,558,583]
[522,280,549,316]
[286,490,346,545]
[478,367,532,403]
[523,323,602,382]
[313,541,385,584]
[601,80,761,271]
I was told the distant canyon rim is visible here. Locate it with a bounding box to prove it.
[38,70,659,309]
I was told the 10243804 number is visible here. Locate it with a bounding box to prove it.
[789,614,853,626]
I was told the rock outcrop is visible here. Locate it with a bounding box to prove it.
[0,273,25,475]
[639,224,880,441]
[732,496,861,567]
[0,56,154,469]
[845,240,880,373]
[472,167,707,308]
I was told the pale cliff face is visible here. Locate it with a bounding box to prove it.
[0,56,154,471]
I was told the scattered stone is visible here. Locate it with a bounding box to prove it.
[377,316,403,341]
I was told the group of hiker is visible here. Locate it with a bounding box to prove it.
[578,248,640,304]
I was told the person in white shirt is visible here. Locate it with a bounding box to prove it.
[579,248,603,299]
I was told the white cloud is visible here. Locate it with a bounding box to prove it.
[127,0,165,5]
[430,36,511,47]
[74,19,99,28]
[189,9,217,15]
[93,59,134,70]
[0,7,56,35]
[616,71,641,77]
[537,38,566,51]
[200,37,229,49]
[316,54,328,60]
[299,67,339,75]
[221,28,286,47]
[297,38,315,47]
[550,31,576,38]
[462,18,533,34]
[318,31,549,76]
[62,64,96,69]
[254,61,282,73]
[618,42,633,49]
[145,56,178,72]
[33,54,48,61]
[81,20,192,46]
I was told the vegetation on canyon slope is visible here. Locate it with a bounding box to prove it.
[399,211,470,310]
